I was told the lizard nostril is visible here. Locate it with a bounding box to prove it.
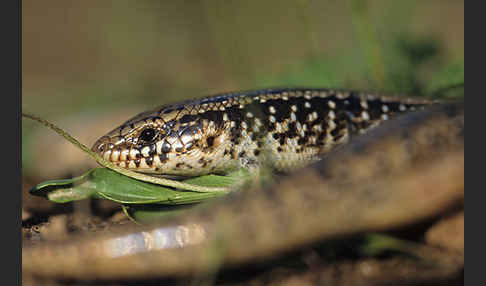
[98,143,106,153]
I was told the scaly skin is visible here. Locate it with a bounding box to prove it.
[23,102,464,280]
[91,88,433,177]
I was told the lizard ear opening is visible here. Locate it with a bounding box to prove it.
[206,136,215,147]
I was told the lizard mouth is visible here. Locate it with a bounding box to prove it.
[90,129,203,175]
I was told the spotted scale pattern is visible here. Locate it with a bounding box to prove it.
[91,88,433,176]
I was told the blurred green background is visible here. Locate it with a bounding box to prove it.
[22,0,463,179]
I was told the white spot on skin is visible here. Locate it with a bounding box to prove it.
[103,150,112,161]
[305,102,311,108]
[269,106,276,114]
[328,100,336,109]
[360,100,368,109]
[180,134,193,145]
[307,113,313,122]
[254,118,262,127]
[141,146,150,157]
[361,111,370,121]
[328,110,336,120]
[336,92,346,99]
[129,149,139,160]
[128,161,136,169]
[156,141,163,154]
[120,149,129,161]
[172,140,184,151]
[110,149,120,161]
[327,120,337,131]
[382,105,389,113]
[296,122,302,131]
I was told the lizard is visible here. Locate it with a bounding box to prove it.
[90,88,433,177]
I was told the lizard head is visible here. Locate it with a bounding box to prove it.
[91,103,232,177]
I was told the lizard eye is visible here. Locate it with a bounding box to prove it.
[139,128,157,142]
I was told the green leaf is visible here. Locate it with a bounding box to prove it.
[29,168,246,205]
[30,171,96,203]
